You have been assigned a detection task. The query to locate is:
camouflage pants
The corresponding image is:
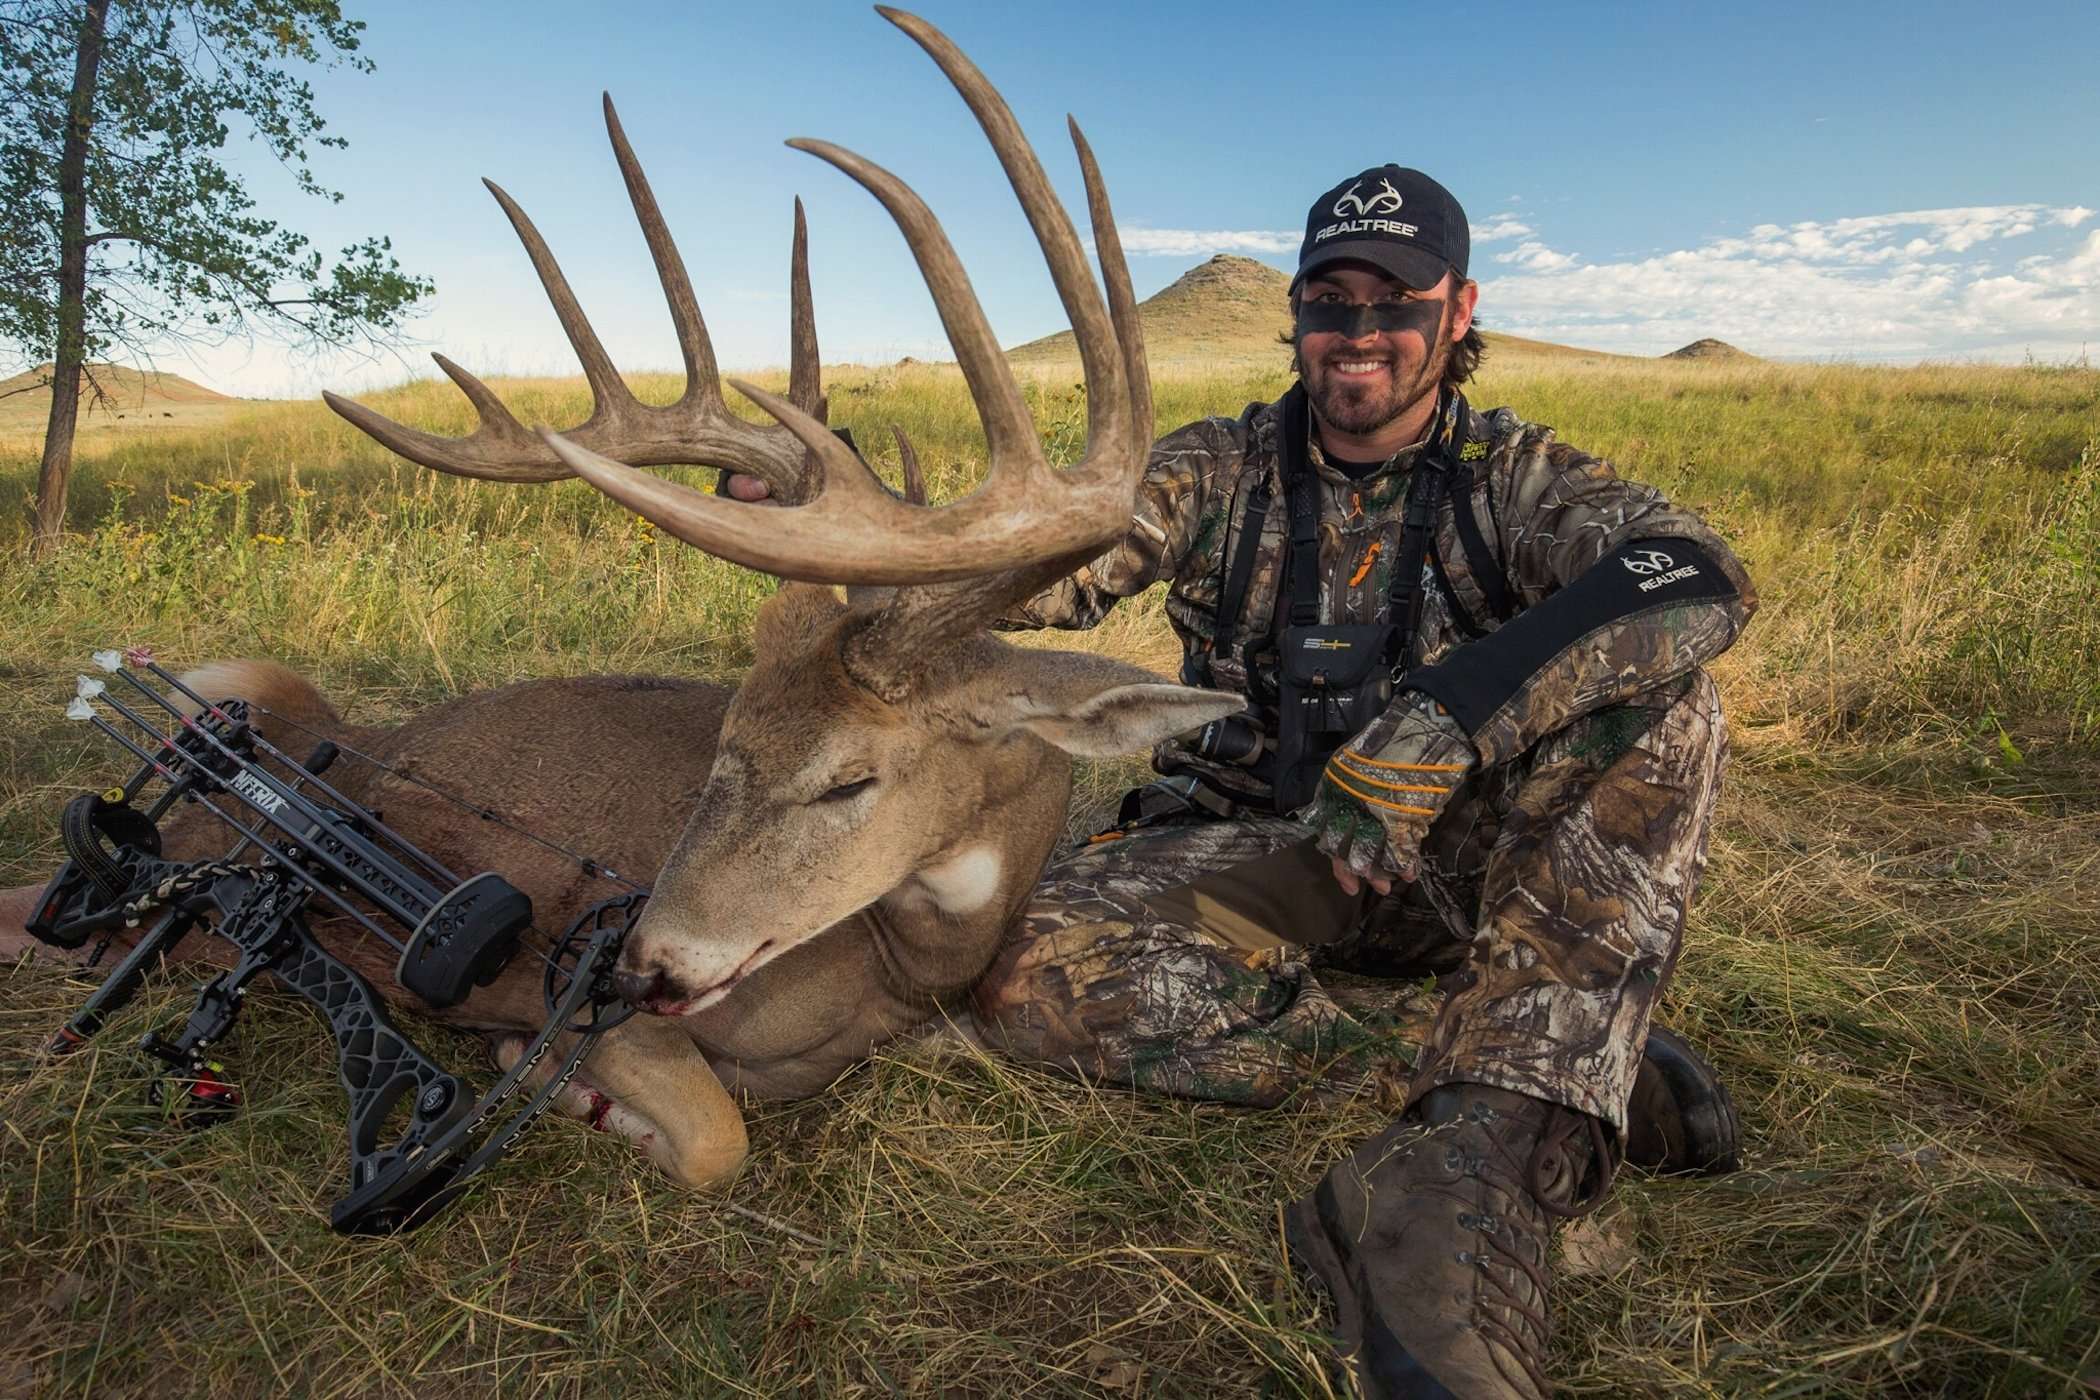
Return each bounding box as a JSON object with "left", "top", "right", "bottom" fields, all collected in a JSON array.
[{"left": 971, "top": 671, "right": 1728, "bottom": 1132}]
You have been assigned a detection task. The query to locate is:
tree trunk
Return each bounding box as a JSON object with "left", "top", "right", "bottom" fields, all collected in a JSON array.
[{"left": 30, "top": 0, "right": 112, "bottom": 560}]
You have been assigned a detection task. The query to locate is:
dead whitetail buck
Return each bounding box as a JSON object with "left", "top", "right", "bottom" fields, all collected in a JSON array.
[{"left": 4, "top": 9, "right": 1239, "bottom": 1188}]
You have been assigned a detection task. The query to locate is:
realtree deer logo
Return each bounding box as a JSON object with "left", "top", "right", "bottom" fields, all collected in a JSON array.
[
  {"left": 1622, "top": 548, "right": 1677, "bottom": 575},
  {"left": 1333, "top": 178, "right": 1405, "bottom": 218}
]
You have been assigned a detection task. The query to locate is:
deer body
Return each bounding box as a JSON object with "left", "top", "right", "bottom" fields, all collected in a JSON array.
[
  {"left": 211, "top": 619, "right": 1083, "bottom": 1078},
  {"left": 5, "top": 615, "right": 1145, "bottom": 1184}
]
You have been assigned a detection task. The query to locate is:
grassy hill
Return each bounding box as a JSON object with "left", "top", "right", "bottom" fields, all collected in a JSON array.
[
  {"left": 1006, "top": 254, "right": 1629, "bottom": 369},
  {"left": 0, "top": 362, "right": 239, "bottom": 441},
  {"left": 1666, "top": 337, "right": 1759, "bottom": 362}
]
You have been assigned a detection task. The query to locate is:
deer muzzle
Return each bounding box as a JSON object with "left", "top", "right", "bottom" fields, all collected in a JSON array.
[{"left": 616, "top": 935, "right": 781, "bottom": 1018}]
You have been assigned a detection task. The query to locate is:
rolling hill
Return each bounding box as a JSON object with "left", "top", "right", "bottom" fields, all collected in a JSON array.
[
  {"left": 0, "top": 362, "right": 238, "bottom": 436},
  {"left": 1665, "top": 338, "right": 1759, "bottom": 362},
  {"left": 1005, "top": 254, "right": 1628, "bottom": 368}
]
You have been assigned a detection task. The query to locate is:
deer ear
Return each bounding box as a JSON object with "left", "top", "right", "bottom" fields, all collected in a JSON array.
[
  {"left": 1012, "top": 681, "right": 1248, "bottom": 759},
  {"left": 948, "top": 647, "right": 1245, "bottom": 759},
  {"left": 754, "top": 581, "right": 848, "bottom": 657}
]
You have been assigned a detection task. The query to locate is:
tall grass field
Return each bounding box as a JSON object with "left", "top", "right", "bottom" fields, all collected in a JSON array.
[{"left": 3, "top": 352, "right": 2097, "bottom": 1396}]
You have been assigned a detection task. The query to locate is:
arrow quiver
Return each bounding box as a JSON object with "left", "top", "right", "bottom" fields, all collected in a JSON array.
[{"left": 25, "top": 653, "right": 642, "bottom": 1234}]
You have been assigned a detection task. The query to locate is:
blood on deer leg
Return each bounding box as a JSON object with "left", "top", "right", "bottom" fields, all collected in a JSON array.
[{"left": 492, "top": 1015, "right": 748, "bottom": 1188}]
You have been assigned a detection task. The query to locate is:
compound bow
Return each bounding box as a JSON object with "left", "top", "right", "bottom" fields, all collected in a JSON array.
[{"left": 23, "top": 648, "right": 643, "bottom": 1234}]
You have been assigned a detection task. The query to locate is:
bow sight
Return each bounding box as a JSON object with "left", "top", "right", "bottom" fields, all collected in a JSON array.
[{"left": 24, "top": 649, "right": 641, "bottom": 1234}]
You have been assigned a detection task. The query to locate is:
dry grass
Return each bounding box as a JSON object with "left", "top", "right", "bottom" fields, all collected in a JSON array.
[{"left": 1, "top": 355, "right": 2096, "bottom": 1397}]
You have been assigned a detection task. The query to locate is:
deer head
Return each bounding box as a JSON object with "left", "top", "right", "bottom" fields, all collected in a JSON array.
[{"left": 326, "top": 8, "right": 1243, "bottom": 1016}]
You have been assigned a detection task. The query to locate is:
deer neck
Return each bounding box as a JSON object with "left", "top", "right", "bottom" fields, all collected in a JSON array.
[{"left": 867, "top": 741, "right": 1072, "bottom": 1005}]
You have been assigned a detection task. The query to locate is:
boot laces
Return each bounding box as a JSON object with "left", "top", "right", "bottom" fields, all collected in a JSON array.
[{"left": 1451, "top": 1103, "right": 1555, "bottom": 1394}]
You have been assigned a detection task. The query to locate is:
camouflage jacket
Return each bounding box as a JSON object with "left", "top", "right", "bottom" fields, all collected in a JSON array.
[{"left": 1004, "top": 391, "right": 1758, "bottom": 806}]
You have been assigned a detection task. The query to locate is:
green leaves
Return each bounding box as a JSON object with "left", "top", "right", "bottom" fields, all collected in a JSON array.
[{"left": 0, "top": 0, "right": 427, "bottom": 366}]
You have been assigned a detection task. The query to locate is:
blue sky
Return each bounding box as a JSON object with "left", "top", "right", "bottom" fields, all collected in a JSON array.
[{"left": 144, "top": 0, "right": 2100, "bottom": 396}]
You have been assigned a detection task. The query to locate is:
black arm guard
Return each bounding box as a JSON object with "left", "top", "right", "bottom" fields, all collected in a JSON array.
[{"left": 1402, "top": 536, "right": 1739, "bottom": 739}]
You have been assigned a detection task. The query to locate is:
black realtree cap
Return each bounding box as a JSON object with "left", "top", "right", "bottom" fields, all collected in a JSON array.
[{"left": 1292, "top": 165, "right": 1469, "bottom": 292}]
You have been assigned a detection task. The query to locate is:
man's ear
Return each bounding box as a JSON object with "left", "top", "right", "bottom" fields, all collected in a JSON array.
[
  {"left": 1450, "top": 278, "right": 1478, "bottom": 341},
  {"left": 944, "top": 646, "right": 1245, "bottom": 759}
]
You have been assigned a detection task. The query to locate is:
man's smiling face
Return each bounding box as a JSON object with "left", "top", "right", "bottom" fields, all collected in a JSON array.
[{"left": 1295, "top": 264, "right": 1475, "bottom": 443}]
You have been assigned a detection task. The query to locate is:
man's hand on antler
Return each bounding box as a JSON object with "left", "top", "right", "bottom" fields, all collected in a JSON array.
[
  {"left": 721, "top": 472, "right": 773, "bottom": 503},
  {"left": 1309, "top": 692, "right": 1476, "bottom": 896}
]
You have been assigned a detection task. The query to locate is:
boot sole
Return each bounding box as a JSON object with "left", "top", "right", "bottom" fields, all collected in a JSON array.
[
  {"left": 1283, "top": 1185, "right": 1461, "bottom": 1400},
  {"left": 1640, "top": 1025, "right": 1743, "bottom": 1175}
]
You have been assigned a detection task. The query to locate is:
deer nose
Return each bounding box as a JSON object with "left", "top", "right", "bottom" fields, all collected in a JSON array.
[{"left": 614, "top": 963, "right": 671, "bottom": 1008}]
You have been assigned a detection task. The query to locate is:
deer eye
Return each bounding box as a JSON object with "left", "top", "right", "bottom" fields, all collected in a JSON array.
[{"left": 816, "top": 776, "right": 876, "bottom": 804}]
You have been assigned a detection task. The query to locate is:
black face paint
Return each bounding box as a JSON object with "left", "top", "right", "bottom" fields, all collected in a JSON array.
[{"left": 1294, "top": 296, "right": 1446, "bottom": 342}]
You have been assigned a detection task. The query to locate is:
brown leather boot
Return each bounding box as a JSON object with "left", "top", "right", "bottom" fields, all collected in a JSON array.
[{"left": 1283, "top": 1083, "right": 1617, "bottom": 1399}]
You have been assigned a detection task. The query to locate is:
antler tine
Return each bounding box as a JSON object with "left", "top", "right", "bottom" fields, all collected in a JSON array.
[
  {"left": 1069, "top": 118, "right": 1152, "bottom": 459},
  {"left": 602, "top": 93, "right": 721, "bottom": 414},
  {"left": 892, "top": 426, "right": 926, "bottom": 505},
  {"left": 430, "top": 353, "right": 528, "bottom": 433},
  {"left": 726, "top": 377, "right": 894, "bottom": 510},
  {"left": 878, "top": 7, "right": 1131, "bottom": 472},
  {"left": 788, "top": 136, "right": 1038, "bottom": 479},
  {"left": 328, "top": 111, "right": 812, "bottom": 488},
  {"left": 321, "top": 384, "right": 556, "bottom": 483},
  {"left": 788, "top": 198, "right": 823, "bottom": 421},
  {"left": 482, "top": 178, "right": 639, "bottom": 427},
  {"left": 319, "top": 351, "right": 558, "bottom": 482}
]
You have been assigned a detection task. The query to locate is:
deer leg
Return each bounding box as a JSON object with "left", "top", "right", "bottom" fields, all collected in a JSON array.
[
  {"left": 1, "top": 884, "right": 45, "bottom": 963},
  {"left": 1, "top": 881, "right": 241, "bottom": 977},
  {"left": 492, "top": 1014, "right": 747, "bottom": 1188}
]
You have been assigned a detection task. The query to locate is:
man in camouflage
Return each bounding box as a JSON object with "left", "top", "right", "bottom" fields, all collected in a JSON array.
[{"left": 972, "top": 166, "right": 1758, "bottom": 1398}]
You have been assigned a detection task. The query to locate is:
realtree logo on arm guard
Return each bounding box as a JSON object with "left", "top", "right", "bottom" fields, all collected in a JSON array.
[{"left": 1621, "top": 547, "right": 1703, "bottom": 593}]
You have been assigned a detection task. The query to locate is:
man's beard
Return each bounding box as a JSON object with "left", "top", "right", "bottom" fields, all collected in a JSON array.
[{"left": 1306, "top": 342, "right": 1446, "bottom": 436}]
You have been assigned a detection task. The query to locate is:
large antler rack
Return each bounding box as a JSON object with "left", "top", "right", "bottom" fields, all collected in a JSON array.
[
  {"left": 326, "top": 7, "right": 1153, "bottom": 589},
  {"left": 323, "top": 95, "right": 824, "bottom": 499}
]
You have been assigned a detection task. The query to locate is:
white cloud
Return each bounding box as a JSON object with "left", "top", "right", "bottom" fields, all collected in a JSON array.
[
  {"left": 1476, "top": 204, "right": 2100, "bottom": 360},
  {"left": 1495, "top": 239, "right": 1577, "bottom": 272},
  {"left": 1118, "top": 228, "right": 1299, "bottom": 257},
  {"left": 1471, "top": 213, "right": 1534, "bottom": 243},
  {"left": 1701, "top": 204, "right": 2091, "bottom": 264}
]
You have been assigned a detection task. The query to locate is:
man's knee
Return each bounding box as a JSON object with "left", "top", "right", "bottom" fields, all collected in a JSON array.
[{"left": 969, "top": 917, "right": 1105, "bottom": 1069}]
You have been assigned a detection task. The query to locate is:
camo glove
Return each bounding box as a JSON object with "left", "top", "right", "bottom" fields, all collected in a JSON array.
[{"left": 1309, "top": 691, "right": 1477, "bottom": 884}]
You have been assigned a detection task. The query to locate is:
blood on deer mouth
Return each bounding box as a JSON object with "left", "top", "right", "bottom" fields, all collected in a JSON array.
[{"left": 668, "top": 937, "right": 778, "bottom": 1016}]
